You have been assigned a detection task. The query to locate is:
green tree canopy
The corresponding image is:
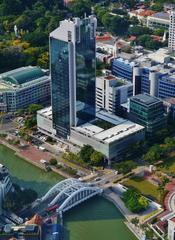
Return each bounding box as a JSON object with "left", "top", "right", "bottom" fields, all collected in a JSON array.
[
  {"left": 79, "top": 145, "right": 94, "bottom": 163},
  {"left": 90, "top": 151, "right": 104, "bottom": 166},
  {"left": 68, "top": 0, "right": 91, "bottom": 17},
  {"left": 28, "top": 104, "right": 43, "bottom": 114},
  {"left": 144, "top": 144, "right": 164, "bottom": 162},
  {"left": 123, "top": 188, "right": 149, "bottom": 213}
]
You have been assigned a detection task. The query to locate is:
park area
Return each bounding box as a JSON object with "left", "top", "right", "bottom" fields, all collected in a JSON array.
[{"left": 123, "top": 176, "right": 160, "bottom": 203}]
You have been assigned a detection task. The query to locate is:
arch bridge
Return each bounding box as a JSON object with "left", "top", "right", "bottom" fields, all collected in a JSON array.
[{"left": 40, "top": 178, "right": 103, "bottom": 213}]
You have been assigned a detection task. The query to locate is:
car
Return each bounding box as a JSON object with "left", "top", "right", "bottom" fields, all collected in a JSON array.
[{"left": 94, "top": 177, "right": 101, "bottom": 182}]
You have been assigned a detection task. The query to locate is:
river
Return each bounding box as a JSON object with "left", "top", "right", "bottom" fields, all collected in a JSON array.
[{"left": 0, "top": 144, "right": 137, "bottom": 240}]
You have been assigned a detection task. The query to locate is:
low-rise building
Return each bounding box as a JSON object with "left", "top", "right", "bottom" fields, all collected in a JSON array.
[
  {"left": 37, "top": 106, "right": 56, "bottom": 137},
  {"left": 147, "top": 12, "right": 170, "bottom": 29},
  {"left": 0, "top": 224, "right": 41, "bottom": 240},
  {"left": 37, "top": 108, "right": 145, "bottom": 162},
  {"left": 163, "top": 97, "right": 175, "bottom": 120},
  {"left": 96, "top": 73, "right": 133, "bottom": 115},
  {"left": 112, "top": 58, "right": 138, "bottom": 81},
  {"left": 70, "top": 111, "right": 145, "bottom": 163},
  {"left": 129, "top": 9, "right": 155, "bottom": 25},
  {"left": 129, "top": 93, "right": 166, "bottom": 135},
  {"left": 0, "top": 66, "right": 50, "bottom": 112},
  {"left": 168, "top": 217, "right": 175, "bottom": 240}
]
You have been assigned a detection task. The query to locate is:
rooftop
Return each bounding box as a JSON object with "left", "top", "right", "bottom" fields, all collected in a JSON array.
[
  {"left": 113, "top": 57, "right": 139, "bottom": 67},
  {"left": 130, "top": 94, "right": 162, "bottom": 106},
  {"left": 151, "top": 12, "right": 169, "bottom": 20},
  {"left": 72, "top": 119, "right": 144, "bottom": 144},
  {"left": 95, "top": 121, "right": 144, "bottom": 143},
  {"left": 97, "top": 74, "right": 132, "bottom": 87},
  {"left": 138, "top": 10, "right": 155, "bottom": 17},
  {"left": 37, "top": 106, "right": 52, "bottom": 119},
  {"left": 96, "top": 110, "right": 126, "bottom": 125},
  {"left": 0, "top": 66, "right": 47, "bottom": 86},
  {"left": 165, "top": 97, "right": 175, "bottom": 105},
  {"left": 170, "top": 217, "right": 175, "bottom": 223}
]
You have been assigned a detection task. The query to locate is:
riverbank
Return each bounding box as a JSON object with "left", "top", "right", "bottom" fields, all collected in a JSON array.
[
  {"left": 0, "top": 138, "right": 70, "bottom": 178},
  {"left": 103, "top": 189, "right": 144, "bottom": 240},
  {"left": 0, "top": 142, "right": 138, "bottom": 240}
]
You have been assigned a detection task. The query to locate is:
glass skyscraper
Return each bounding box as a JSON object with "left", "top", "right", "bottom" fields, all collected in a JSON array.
[{"left": 50, "top": 16, "right": 97, "bottom": 138}]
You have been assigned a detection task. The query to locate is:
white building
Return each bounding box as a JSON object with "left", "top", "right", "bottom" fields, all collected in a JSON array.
[
  {"left": 168, "top": 217, "right": 175, "bottom": 240},
  {"left": 147, "top": 12, "right": 170, "bottom": 29},
  {"left": 169, "top": 10, "right": 175, "bottom": 52},
  {"left": 96, "top": 73, "right": 133, "bottom": 114},
  {"left": 70, "top": 111, "right": 145, "bottom": 162},
  {"left": 37, "top": 106, "right": 56, "bottom": 137},
  {"left": 37, "top": 108, "right": 145, "bottom": 162}
]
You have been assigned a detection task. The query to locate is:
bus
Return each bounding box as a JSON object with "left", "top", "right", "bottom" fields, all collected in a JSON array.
[{"left": 46, "top": 204, "right": 59, "bottom": 213}]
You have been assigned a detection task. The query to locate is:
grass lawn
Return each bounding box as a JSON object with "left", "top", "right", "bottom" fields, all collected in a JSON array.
[{"left": 123, "top": 176, "right": 160, "bottom": 202}]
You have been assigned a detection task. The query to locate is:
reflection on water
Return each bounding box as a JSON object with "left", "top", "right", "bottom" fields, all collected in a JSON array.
[
  {"left": 0, "top": 144, "right": 136, "bottom": 240},
  {"left": 0, "top": 144, "right": 63, "bottom": 196}
]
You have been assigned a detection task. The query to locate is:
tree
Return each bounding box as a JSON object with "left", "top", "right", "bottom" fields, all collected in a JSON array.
[
  {"left": 164, "top": 137, "right": 175, "bottom": 151},
  {"left": 114, "top": 160, "right": 136, "bottom": 174},
  {"left": 16, "top": 108, "right": 25, "bottom": 115},
  {"left": 1, "top": 0, "right": 23, "bottom": 15},
  {"left": 102, "top": 13, "right": 129, "bottom": 36},
  {"left": 79, "top": 145, "right": 94, "bottom": 163},
  {"left": 128, "top": 25, "right": 152, "bottom": 37},
  {"left": 90, "top": 151, "right": 104, "bottom": 166},
  {"left": 131, "top": 217, "right": 139, "bottom": 226},
  {"left": 144, "top": 144, "right": 163, "bottom": 162},
  {"left": 69, "top": 0, "right": 91, "bottom": 17},
  {"left": 14, "top": 15, "right": 31, "bottom": 30},
  {"left": 137, "top": 34, "right": 163, "bottom": 50},
  {"left": 24, "top": 116, "right": 36, "bottom": 129},
  {"left": 37, "top": 51, "right": 49, "bottom": 69},
  {"left": 123, "top": 188, "right": 149, "bottom": 213},
  {"left": 49, "top": 158, "right": 57, "bottom": 166},
  {"left": 28, "top": 104, "right": 42, "bottom": 114}
]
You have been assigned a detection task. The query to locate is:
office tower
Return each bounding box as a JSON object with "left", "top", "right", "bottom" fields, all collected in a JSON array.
[
  {"left": 129, "top": 93, "right": 166, "bottom": 135},
  {"left": 96, "top": 73, "right": 133, "bottom": 115},
  {"left": 169, "top": 9, "right": 175, "bottom": 51},
  {"left": 50, "top": 16, "right": 97, "bottom": 138}
]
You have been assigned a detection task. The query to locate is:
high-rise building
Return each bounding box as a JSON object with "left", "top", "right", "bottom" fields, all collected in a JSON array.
[
  {"left": 168, "top": 10, "right": 175, "bottom": 52},
  {"left": 50, "top": 16, "right": 97, "bottom": 138},
  {"left": 129, "top": 93, "right": 166, "bottom": 135},
  {"left": 96, "top": 73, "right": 133, "bottom": 115}
]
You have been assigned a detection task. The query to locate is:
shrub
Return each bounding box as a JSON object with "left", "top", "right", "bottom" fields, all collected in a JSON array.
[{"left": 49, "top": 158, "right": 57, "bottom": 166}]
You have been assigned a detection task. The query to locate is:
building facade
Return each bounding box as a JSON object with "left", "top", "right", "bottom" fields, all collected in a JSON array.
[
  {"left": 147, "top": 12, "right": 170, "bottom": 29},
  {"left": 169, "top": 10, "right": 175, "bottom": 52},
  {"left": 50, "top": 16, "right": 97, "bottom": 138},
  {"left": 37, "top": 106, "right": 56, "bottom": 137},
  {"left": 0, "top": 66, "right": 50, "bottom": 112},
  {"left": 96, "top": 73, "right": 133, "bottom": 114},
  {"left": 70, "top": 111, "right": 145, "bottom": 162},
  {"left": 112, "top": 58, "right": 138, "bottom": 82},
  {"left": 129, "top": 94, "right": 166, "bottom": 135},
  {"left": 168, "top": 217, "right": 175, "bottom": 240}
]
